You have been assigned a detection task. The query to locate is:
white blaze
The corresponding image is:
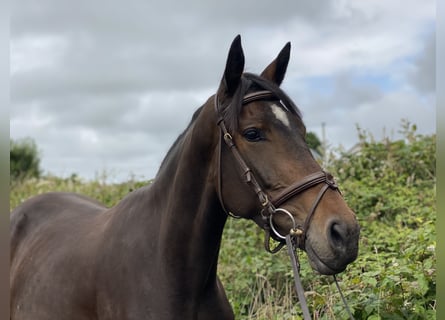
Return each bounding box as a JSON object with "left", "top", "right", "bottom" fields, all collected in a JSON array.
[{"left": 270, "top": 103, "right": 290, "bottom": 128}]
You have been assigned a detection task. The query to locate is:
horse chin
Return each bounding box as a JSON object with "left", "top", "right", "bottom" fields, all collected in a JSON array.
[{"left": 305, "top": 245, "right": 346, "bottom": 275}]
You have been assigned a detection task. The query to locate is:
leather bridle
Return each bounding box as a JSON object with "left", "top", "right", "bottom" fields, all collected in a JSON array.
[
  {"left": 214, "top": 90, "right": 340, "bottom": 252},
  {"left": 214, "top": 89, "right": 355, "bottom": 320}
]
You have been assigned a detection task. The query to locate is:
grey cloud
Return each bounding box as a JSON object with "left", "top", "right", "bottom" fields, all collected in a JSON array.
[
  {"left": 12, "top": 1, "right": 334, "bottom": 37},
  {"left": 407, "top": 31, "right": 435, "bottom": 94},
  {"left": 10, "top": 0, "right": 436, "bottom": 180}
]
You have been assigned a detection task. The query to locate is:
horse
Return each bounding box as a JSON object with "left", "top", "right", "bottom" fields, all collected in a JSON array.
[{"left": 10, "top": 35, "right": 360, "bottom": 320}]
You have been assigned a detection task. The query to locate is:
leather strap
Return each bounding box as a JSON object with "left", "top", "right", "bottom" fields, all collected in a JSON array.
[
  {"left": 298, "top": 183, "right": 330, "bottom": 249},
  {"left": 215, "top": 94, "right": 273, "bottom": 218},
  {"left": 286, "top": 234, "right": 311, "bottom": 320},
  {"left": 242, "top": 90, "right": 276, "bottom": 105},
  {"left": 334, "top": 274, "right": 356, "bottom": 320},
  {"left": 271, "top": 171, "right": 329, "bottom": 208}
]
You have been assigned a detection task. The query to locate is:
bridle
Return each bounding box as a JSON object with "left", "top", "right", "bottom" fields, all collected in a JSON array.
[
  {"left": 214, "top": 89, "right": 355, "bottom": 320},
  {"left": 214, "top": 89, "right": 340, "bottom": 251}
]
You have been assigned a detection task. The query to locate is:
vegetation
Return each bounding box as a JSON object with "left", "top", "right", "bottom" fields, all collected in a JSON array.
[
  {"left": 10, "top": 138, "right": 41, "bottom": 181},
  {"left": 306, "top": 131, "right": 322, "bottom": 152},
  {"left": 10, "top": 122, "right": 436, "bottom": 319}
]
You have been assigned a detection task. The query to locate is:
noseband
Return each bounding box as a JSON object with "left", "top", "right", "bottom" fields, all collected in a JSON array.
[{"left": 214, "top": 90, "right": 340, "bottom": 252}]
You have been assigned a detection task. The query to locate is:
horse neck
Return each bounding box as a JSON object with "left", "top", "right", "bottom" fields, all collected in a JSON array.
[{"left": 150, "top": 99, "right": 228, "bottom": 286}]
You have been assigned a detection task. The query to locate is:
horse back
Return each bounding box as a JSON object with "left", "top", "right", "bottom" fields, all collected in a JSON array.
[
  {"left": 11, "top": 192, "right": 105, "bottom": 257},
  {"left": 10, "top": 192, "right": 107, "bottom": 320}
]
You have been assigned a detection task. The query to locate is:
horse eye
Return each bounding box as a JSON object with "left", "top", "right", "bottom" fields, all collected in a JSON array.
[{"left": 243, "top": 128, "right": 262, "bottom": 142}]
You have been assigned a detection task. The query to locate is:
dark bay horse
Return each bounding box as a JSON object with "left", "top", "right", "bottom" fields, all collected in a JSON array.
[{"left": 10, "top": 36, "right": 360, "bottom": 320}]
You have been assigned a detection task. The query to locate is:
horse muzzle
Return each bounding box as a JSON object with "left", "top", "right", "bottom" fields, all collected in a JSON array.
[{"left": 304, "top": 216, "right": 360, "bottom": 275}]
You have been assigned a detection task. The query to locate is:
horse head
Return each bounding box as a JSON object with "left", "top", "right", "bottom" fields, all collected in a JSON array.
[{"left": 214, "top": 35, "right": 360, "bottom": 275}]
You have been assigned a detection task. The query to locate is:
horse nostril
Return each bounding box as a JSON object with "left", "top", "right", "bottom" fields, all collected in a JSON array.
[{"left": 329, "top": 221, "right": 347, "bottom": 251}]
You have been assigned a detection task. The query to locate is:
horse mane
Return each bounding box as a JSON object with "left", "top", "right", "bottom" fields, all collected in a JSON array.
[{"left": 157, "top": 105, "right": 204, "bottom": 175}]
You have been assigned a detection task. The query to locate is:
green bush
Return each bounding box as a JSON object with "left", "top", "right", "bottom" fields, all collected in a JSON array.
[
  {"left": 332, "top": 121, "right": 435, "bottom": 225},
  {"left": 10, "top": 138, "right": 41, "bottom": 181},
  {"left": 306, "top": 131, "right": 322, "bottom": 152},
  {"left": 323, "top": 121, "right": 436, "bottom": 319}
]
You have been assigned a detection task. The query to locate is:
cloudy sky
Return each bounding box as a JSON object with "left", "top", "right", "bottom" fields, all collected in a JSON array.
[{"left": 11, "top": 0, "right": 436, "bottom": 182}]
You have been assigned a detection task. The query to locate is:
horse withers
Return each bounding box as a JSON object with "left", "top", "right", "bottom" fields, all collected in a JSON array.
[{"left": 10, "top": 35, "right": 360, "bottom": 320}]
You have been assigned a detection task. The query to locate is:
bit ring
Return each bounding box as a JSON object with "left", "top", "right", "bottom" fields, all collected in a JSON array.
[{"left": 269, "top": 208, "right": 300, "bottom": 239}]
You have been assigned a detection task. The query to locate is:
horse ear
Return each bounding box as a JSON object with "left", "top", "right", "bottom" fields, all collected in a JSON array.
[
  {"left": 219, "top": 35, "right": 245, "bottom": 96},
  {"left": 260, "top": 42, "right": 291, "bottom": 86}
]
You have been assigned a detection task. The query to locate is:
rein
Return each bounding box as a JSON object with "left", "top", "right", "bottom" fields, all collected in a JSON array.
[{"left": 214, "top": 90, "right": 355, "bottom": 320}]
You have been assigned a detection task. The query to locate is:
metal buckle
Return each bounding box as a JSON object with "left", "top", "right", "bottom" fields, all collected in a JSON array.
[
  {"left": 223, "top": 132, "right": 232, "bottom": 141},
  {"left": 259, "top": 192, "right": 269, "bottom": 207},
  {"left": 325, "top": 172, "right": 338, "bottom": 189}
]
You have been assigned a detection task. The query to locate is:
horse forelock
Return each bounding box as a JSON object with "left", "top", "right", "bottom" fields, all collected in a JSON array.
[{"left": 221, "top": 73, "right": 302, "bottom": 134}]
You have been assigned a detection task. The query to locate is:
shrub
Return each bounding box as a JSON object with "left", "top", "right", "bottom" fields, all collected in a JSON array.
[
  {"left": 10, "top": 138, "right": 41, "bottom": 181},
  {"left": 306, "top": 131, "right": 322, "bottom": 152}
]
